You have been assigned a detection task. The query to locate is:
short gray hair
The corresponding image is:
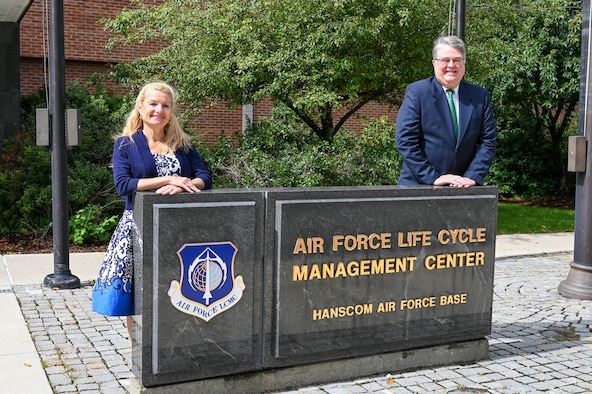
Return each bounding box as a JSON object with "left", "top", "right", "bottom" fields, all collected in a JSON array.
[{"left": 432, "top": 36, "right": 466, "bottom": 59}]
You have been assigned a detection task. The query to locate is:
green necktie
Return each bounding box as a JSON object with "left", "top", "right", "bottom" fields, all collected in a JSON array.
[{"left": 446, "top": 89, "right": 458, "bottom": 138}]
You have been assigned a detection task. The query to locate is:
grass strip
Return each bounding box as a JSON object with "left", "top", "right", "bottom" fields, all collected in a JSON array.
[{"left": 497, "top": 202, "right": 575, "bottom": 234}]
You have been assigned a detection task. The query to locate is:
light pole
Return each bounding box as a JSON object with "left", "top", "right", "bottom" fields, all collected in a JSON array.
[
  {"left": 456, "top": 0, "right": 465, "bottom": 41},
  {"left": 43, "top": 0, "right": 80, "bottom": 289},
  {"left": 558, "top": 0, "right": 592, "bottom": 299}
]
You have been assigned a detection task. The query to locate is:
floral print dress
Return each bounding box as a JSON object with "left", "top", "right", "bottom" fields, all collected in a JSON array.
[{"left": 92, "top": 152, "right": 181, "bottom": 316}]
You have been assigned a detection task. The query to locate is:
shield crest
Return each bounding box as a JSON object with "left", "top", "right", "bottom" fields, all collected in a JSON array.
[{"left": 168, "top": 242, "right": 245, "bottom": 322}]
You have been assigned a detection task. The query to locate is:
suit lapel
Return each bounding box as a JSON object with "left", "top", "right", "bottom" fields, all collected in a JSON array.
[{"left": 457, "top": 82, "right": 473, "bottom": 143}]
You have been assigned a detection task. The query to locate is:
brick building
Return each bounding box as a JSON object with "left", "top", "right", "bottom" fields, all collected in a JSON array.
[{"left": 16, "top": 0, "right": 395, "bottom": 143}]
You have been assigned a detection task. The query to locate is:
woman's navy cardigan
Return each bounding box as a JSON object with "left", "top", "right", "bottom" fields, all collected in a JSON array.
[{"left": 112, "top": 131, "right": 212, "bottom": 210}]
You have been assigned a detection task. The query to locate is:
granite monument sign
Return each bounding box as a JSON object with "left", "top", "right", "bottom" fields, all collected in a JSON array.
[{"left": 131, "top": 186, "right": 497, "bottom": 393}]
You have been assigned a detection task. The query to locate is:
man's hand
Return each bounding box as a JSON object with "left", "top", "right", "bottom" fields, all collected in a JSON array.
[{"left": 434, "top": 174, "right": 476, "bottom": 188}]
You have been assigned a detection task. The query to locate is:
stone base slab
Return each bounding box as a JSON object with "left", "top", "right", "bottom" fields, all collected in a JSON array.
[{"left": 131, "top": 338, "right": 489, "bottom": 394}]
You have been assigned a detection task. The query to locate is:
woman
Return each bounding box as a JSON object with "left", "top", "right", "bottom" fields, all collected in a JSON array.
[{"left": 92, "top": 82, "right": 212, "bottom": 333}]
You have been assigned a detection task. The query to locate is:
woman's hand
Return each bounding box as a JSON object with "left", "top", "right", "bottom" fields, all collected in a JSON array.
[{"left": 156, "top": 176, "right": 201, "bottom": 195}]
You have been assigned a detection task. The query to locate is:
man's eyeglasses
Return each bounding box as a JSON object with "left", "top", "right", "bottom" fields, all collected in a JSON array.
[{"left": 434, "top": 58, "right": 465, "bottom": 65}]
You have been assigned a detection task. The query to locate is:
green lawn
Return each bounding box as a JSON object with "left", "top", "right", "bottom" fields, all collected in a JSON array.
[{"left": 497, "top": 202, "right": 575, "bottom": 234}]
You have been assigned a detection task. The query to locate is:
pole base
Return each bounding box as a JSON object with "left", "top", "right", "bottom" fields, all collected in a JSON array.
[
  {"left": 43, "top": 273, "right": 81, "bottom": 290},
  {"left": 558, "top": 262, "right": 592, "bottom": 300}
]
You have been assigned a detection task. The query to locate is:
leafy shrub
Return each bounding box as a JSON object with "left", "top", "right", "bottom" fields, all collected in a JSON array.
[
  {"left": 0, "top": 132, "right": 53, "bottom": 234},
  {"left": 69, "top": 205, "right": 119, "bottom": 245},
  {"left": 340, "top": 117, "right": 401, "bottom": 186},
  {"left": 0, "top": 82, "right": 125, "bottom": 240},
  {"left": 486, "top": 127, "right": 574, "bottom": 198},
  {"left": 196, "top": 112, "right": 401, "bottom": 188}
]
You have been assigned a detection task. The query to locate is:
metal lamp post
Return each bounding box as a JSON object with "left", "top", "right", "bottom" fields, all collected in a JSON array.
[
  {"left": 558, "top": 0, "right": 592, "bottom": 299},
  {"left": 43, "top": 0, "right": 80, "bottom": 289},
  {"left": 456, "top": 0, "right": 465, "bottom": 41}
]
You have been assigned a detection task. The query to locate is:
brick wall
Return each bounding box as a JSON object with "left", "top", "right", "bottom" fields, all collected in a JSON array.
[
  {"left": 20, "top": 0, "right": 162, "bottom": 63},
  {"left": 20, "top": 57, "right": 115, "bottom": 95},
  {"left": 19, "top": 0, "right": 396, "bottom": 142}
]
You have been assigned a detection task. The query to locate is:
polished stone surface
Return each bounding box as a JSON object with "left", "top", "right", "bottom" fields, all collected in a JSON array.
[
  {"left": 264, "top": 187, "right": 497, "bottom": 367},
  {"left": 134, "top": 190, "right": 265, "bottom": 386},
  {"left": 133, "top": 186, "right": 497, "bottom": 388}
]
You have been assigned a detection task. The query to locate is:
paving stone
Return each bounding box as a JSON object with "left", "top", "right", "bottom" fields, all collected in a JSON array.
[
  {"left": 53, "top": 384, "right": 78, "bottom": 393},
  {"left": 12, "top": 252, "right": 592, "bottom": 394},
  {"left": 77, "top": 383, "right": 100, "bottom": 391},
  {"left": 47, "top": 373, "right": 73, "bottom": 386}
]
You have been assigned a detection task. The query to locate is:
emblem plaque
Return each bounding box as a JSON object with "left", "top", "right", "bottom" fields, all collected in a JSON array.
[{"left": 168, "top": 242, "right": 245, "bottom": 321}]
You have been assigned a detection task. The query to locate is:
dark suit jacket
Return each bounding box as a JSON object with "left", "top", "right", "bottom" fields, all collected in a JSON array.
[
  {"left": 395, "top": 77, "right": 496, "bottom": 186},
  {"left": 112, "top": 131, "right": 212, "bottom": 210}
]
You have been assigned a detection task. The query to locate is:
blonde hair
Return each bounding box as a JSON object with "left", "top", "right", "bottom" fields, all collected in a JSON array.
[{"left": 118, "top": 81, "right": 191, "bottom": 153}]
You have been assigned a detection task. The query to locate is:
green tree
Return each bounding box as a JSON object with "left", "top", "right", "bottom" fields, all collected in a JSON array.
[
  {"left": 104, "top": 0, "right": 445, "bottom": 141},
  {"left": 467, "top": 0, "right": 581, "bottom": 196}
]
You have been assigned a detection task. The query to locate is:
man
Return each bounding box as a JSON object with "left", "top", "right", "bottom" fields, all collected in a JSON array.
[{"left": 395, "top": 35, "right": 496, "bottom": 187}]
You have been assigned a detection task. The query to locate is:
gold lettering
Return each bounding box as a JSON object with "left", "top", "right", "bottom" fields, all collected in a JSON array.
[
  {"left": 344, "top": 235, "right": 357, "bottom": 251},
  {"left": 374, "top": 258, "right": 387, "bottom": 274},
  {"left": 293, "top": 265, "right": 308, "bottom": 280},
  {"left": 359, "top": 260, "right": 371, "bottom": 275},
  {"left": 293, "top": 238, "right": 307, "bottom": 254},
  {"left": 440, "top": 293, "right": 468, "bottom": 305},
  {"left": 424, "top": 252, "right": 485, "bottom": 270},
  {"left": 377, "top": 301, "right": 396, "bottom": 313},
  {"left": 309, "top": 264, "right": 321, "bottom": 279},
  {"left": 310, "top": 237, "right": 324, "bottom": 253},
  {"left": 476, "top": 227, "right": 486, "bottom": 242},
  {"left": 312, "top": 304, "right": 373, "bottom": 320},
  {"left": 397, "top": 231, "right": 432, "bottom": 247},
  {"left": 438, "top": 228, "right": 487, "bottom": 244},
  {"left": 335, "top": 262, "right": 347, "bottom": 278},
  {"left": 332, "top": 233, "right": 393, "bottom": 251},
  {"left": 332, "top": 235, "right": 345, "bottom": 251},
  {"left": 322, "top": 263, "right": 335, "bottom": 279},
  {"left": 357, "top": 234, "right": 369, "bottom": 250},
  {"left": 346, "top": 261, "right": 359, "bottom": 276},
  {"left": 293, "top": 237, "right": 324, "bottom": 254},
  {"left": 312, "top": 309, "right": 322, "bottom": 320},
  {"left": 400, "top": 297, "right": 436, "bottom": 310},
  {"left": 292, "top": 256, "right": 419, "bottom": 281}
]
